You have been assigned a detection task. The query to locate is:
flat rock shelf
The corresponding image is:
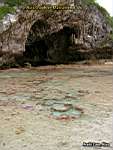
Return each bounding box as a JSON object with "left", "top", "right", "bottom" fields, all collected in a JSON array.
[{"left": 0, "top": 64, "right": 112, "bottom": 150}]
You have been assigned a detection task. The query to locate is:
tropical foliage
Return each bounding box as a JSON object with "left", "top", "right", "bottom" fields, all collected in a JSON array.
[
  {"left": 4, "top": 0, "right": 28, "bottom": 7},
  {"left": 0, "top": 6, "right": 15, "bottom": 20}
]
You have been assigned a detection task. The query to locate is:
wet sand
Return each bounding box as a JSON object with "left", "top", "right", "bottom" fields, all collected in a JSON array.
[{"left": 0, "top": 64, "right": 112, "bottom": 150}]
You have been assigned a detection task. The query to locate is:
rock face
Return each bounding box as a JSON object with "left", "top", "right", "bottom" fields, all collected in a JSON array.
[{"left": 0, "top": 1, "right": 113, "bottom": 66}]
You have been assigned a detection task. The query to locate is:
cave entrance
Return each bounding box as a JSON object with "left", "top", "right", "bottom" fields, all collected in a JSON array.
[
  {"left": 24, "top": 20, "right": 49, "bottom": 66},
  {"left": 24, "top": 20, "right": 82, "bottom": 66}
]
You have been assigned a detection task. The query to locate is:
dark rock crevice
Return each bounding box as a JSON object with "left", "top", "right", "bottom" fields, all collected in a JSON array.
[{"left": 23, "top": 20, "right": 83, "bottom": 65}]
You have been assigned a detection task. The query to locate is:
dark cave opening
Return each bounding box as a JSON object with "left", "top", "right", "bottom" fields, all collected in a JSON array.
[
  {"left": 24, "top": 39, "right": 48, "bottom": 66},
  {"left": 23, "top": 19, "right": 83, "bottom": 66},
  {"left": 22, "top": 20, "right": 113, "bottom": 67},
  {"left": 24, "top": 20, "right": 100, "bottom": 66}
]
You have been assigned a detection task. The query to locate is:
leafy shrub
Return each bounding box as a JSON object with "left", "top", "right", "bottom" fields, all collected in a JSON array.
[
  {"left": 82, "top": 0, "right": 96, "bottom": 6},
  {"left": 0, "top": 6, "right": 15, "bottom": 20},
  {"left": 4, "top": 0, "right": 28, "bottom": 7}
]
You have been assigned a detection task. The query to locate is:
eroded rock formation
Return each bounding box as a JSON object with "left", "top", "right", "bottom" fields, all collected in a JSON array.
[{"left": 0, "top": 1, "right": 113, "bottom": 66}]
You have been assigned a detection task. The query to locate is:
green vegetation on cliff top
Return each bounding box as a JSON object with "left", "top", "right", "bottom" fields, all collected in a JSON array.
[
  {"left": 0, "top": 0, "right": 28, "bottom": 20},
  {"left": 4, "top": 0, "right": 28, "bottom": 7},
  {"left": 0, "top": 6, "right": 15, "bottom": 20}
]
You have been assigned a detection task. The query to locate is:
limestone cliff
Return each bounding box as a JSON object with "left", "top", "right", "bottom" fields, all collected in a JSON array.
[{"left": 0, "top": 0, "right": 113, "bottom": 67}]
